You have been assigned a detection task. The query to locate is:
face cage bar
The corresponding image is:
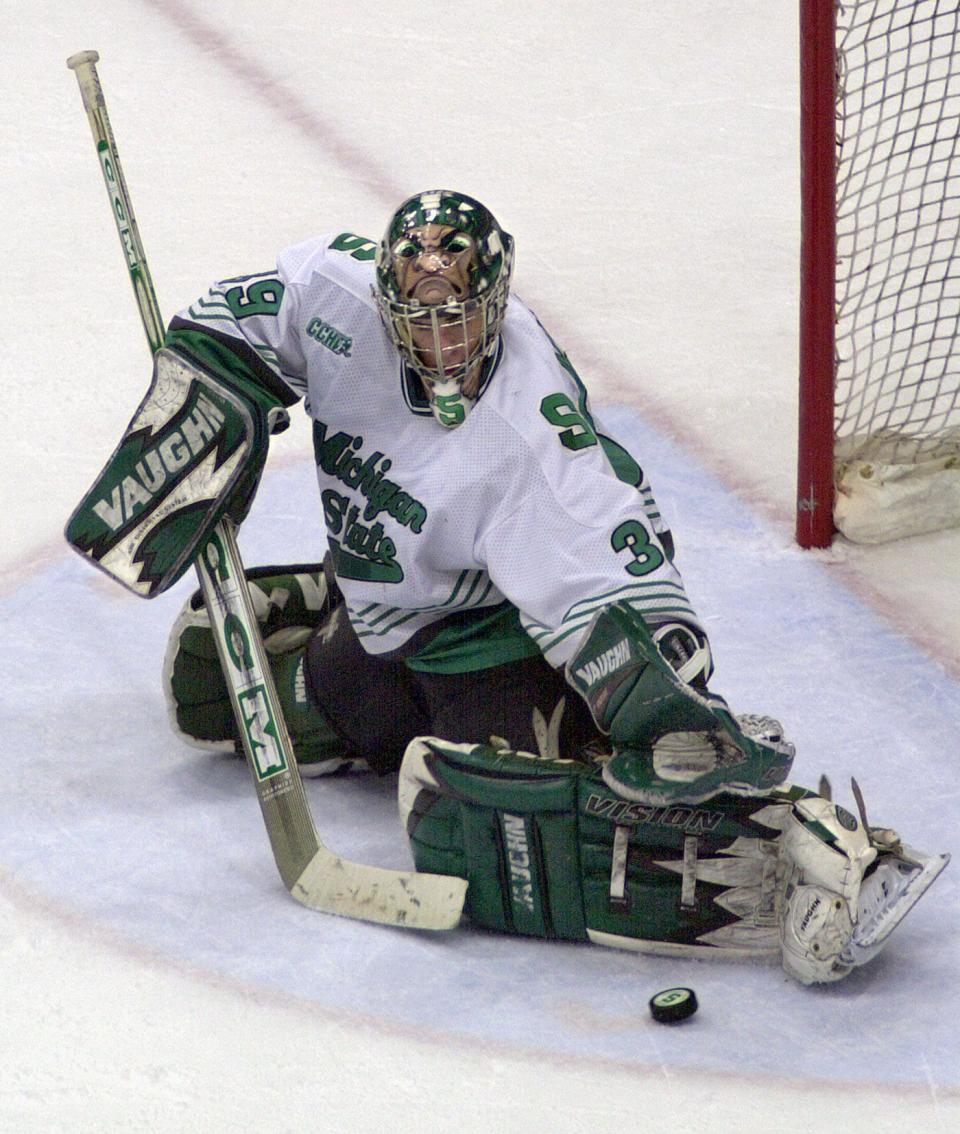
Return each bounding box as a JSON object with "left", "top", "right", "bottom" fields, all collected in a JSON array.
[{"left": 383, "top": 295, "right": 497, "bottom": 388}]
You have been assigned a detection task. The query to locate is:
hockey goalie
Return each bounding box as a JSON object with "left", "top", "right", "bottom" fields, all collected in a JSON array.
[{"left": 69, "top": 190, "right": 948, "bottom": 984}]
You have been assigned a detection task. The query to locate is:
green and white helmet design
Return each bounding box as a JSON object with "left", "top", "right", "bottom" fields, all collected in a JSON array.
[{"left": 374, "top": 190, "right": 514, "bottom": 429}]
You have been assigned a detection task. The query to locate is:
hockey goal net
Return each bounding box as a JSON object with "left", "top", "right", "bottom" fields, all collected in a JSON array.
[{"left": 797, "top": 0, "right": 960, "bottom": 547}]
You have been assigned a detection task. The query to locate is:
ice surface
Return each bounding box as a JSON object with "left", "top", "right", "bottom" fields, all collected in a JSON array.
[{"left": 2, "top": 1, "right": 958, "bottom": 1130}]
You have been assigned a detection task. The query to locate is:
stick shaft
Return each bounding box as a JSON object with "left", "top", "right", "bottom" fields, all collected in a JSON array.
[
  {"left": 64, "top": 52, "right": 466, "bottom": 927},
  {"left": 66, "top": 50, "right": 321, "bottom": 883},
  {"left": 67, "top": 52, "right": 165, "bottom": 352}
]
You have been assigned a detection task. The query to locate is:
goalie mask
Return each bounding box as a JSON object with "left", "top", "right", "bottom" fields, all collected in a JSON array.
[{"left": 374, "top": 190, "right": 514, "bottom": 429}]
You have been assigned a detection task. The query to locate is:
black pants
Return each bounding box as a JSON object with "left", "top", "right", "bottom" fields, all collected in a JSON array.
[{"left": 304, "top": 605, "right": 600, "bottom": 773}]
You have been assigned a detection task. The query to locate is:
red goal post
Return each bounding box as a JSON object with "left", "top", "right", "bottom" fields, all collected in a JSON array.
[{"left": 796, "top": 0, "right": 960, "bottom": 548}]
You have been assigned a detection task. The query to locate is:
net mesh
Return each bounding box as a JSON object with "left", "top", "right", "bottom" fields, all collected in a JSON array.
[{"left": 834, "top": 0, "right": 960, "bottom": 468}]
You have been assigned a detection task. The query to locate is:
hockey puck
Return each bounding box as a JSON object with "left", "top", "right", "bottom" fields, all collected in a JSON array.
[{"left": 649, "top": 987, "right": 698, "bottom": 1024}]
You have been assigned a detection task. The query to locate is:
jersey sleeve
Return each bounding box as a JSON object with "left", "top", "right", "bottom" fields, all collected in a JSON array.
[
  {"left": 588, "top": 407, "right": 676, "bottom": 562},
  {"left": 163, "top": 236, "right": 343, "bottom": 409},
  {"left": 474, "top": 356, "right": 703, "bottom": 670}
]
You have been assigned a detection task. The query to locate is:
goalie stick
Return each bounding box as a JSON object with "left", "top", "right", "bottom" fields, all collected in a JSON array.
[{"left": 65, "top": 50, "right": 466, "bottom": 931}]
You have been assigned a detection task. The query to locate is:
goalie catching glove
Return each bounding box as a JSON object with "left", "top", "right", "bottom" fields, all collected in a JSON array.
[
  {"left": 164, "top": 563, "right": 359, "bottom": 775},
  {"left": 400, "top": 736, "right": 949, "bottom": 985},
  {"left": 566, "top": 601, "right": 795, "bottom": 805}
]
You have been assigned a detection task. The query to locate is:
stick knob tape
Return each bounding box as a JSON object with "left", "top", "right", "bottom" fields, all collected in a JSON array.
[{"left": 67, "top": 50, "right": 100, "bottom": 71}]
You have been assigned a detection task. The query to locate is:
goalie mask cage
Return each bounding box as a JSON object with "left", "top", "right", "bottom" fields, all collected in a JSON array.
[{"left": 797, "top": 0, "right": 960, "bottom": 548}]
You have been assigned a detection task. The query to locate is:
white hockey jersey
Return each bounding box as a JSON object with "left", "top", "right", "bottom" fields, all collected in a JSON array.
[{"left": 170, "top": 232, "right": 703, "bottom": 672}]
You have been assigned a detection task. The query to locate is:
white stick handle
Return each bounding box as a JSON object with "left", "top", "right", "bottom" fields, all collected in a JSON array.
[{"left": 67, "top": 50, "right": 165, "bottom": 353}]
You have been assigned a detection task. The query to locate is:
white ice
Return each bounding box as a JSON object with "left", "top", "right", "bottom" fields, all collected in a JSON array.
[{"left": 3, "top": 2, "right": 958, "bottom": 1130}]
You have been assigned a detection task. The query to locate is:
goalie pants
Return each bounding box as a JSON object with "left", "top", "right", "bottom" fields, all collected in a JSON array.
[{"left": 303, "top": 606, "right": 600, "bottom": 774}]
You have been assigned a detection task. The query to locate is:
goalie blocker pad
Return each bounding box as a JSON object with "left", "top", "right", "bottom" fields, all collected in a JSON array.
[{"left": 65, "top": 341, "right": 290, "bottom": 597}]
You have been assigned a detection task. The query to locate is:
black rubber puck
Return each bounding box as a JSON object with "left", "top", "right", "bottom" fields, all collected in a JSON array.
[{"left": 649, "top": 987, "right": 698, "bottom": 1023}]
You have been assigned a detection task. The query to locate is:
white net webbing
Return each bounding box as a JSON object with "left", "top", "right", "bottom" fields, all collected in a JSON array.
[{"left": 834, "top": 0, "right": 960, "bottom": 470}]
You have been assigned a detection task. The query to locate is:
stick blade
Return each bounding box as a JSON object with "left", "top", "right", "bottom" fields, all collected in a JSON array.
[{"left": 292, "top": 849, "right": 467, "bottom": 930}]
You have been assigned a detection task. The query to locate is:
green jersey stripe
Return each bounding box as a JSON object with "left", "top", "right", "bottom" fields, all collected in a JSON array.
[{"left": 563, "top": 580, "right": 691, "bottom": 621}]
